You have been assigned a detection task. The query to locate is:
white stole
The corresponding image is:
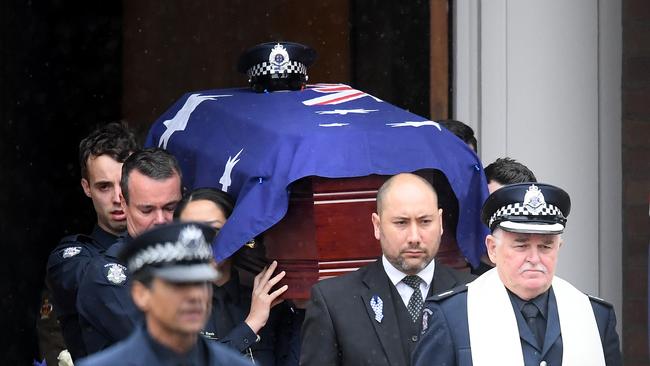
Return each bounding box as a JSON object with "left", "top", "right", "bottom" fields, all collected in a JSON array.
[{"left": 466, "top": 268, "right": 605, "bottom": 365}]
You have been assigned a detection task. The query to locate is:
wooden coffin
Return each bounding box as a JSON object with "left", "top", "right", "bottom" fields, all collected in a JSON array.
[{"left": 247, "top": 170, "right": 469, "bottom": 300}]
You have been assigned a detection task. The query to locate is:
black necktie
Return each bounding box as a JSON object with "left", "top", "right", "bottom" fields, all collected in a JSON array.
[
  {"left": 521, "top": 302, "right": 544, "bottom": 347},
  {"left": 402, "top": 275, "right": 424, "bottom": 322}
]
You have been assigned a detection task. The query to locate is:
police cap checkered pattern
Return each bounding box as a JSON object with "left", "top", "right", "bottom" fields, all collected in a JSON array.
[{"left": 118, "top": 222, "right": 218, "bottom": 282}]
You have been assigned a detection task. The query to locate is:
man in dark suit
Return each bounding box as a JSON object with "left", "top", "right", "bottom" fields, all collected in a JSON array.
[
  {"left": 300, "top": 173, "right": 475, "bottom": 366},
  {"left": 413, "top": 183, "right": 621, "bottom": 366},
  {"left": 77, "top": 222, "right": 251, "bottom": 366}
]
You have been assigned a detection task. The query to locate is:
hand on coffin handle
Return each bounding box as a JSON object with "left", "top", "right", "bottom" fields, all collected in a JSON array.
[{"left": 245, "top": 260, "right": 288, "bottom": 334}]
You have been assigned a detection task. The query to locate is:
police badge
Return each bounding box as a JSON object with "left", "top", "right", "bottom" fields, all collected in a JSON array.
[
  {"left": 62, "top": 246, "right": 82, "bottom": 258},
  {"left": 268, "top": 43, "right": 290, "bottom": 74},
  {"left": 179, "top": 225, "right": 204, "bottom": 250},
  {"left": 522, "top": 184, "right": 546, "bottom": 214},
  {"left": 105, "top": 263, "right": 127, "bottom": 284}
]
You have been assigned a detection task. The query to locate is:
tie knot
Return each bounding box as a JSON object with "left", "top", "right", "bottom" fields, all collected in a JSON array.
[
  {"left": 402, "top": 275, "right": 423, "bottom": 289},
  {"left": 521, "top": 302, "right": 540, "bottom": 319}
]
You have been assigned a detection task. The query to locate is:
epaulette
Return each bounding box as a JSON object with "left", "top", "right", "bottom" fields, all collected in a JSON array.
[
  {"left": 427, "top": 284, "right": 469, "bottom": 302},
  {"left": 59, "top": 233, "right": 96, "bottom": 245},
  {"left": 587, "top": 294, "right": 614, "bottom": 308}
]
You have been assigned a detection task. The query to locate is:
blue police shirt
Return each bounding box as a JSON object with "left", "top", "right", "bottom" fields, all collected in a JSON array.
[
  {"left": 76, "top": 236, "right": 141, "bottom": 354},
  {"left": 46, "top": 225, "right": 118, "bottom": 359}
]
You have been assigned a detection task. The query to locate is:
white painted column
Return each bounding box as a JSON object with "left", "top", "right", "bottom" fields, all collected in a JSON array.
[{"left": 454, "top": 0, "right": 622, "bottom": 324}]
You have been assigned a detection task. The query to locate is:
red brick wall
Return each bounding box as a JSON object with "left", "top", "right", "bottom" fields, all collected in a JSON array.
[{"left": 623, "top": 0, "right": 650, "bottom": 364}]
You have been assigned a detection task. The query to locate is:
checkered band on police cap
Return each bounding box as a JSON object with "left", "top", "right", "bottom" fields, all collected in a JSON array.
[
  {"left": 119, "top": 222, "right": 215, "bottom": 274},
  {"left": 246, "top": 61, "right": 308, "bottom": 78},
  {"left": 488, "top": 202, "right": 565, "bottom": 229}
]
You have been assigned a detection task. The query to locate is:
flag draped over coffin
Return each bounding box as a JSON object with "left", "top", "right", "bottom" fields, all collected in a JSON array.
[{"left": 145, "top": 83, "right": 490, "bottom": 267}]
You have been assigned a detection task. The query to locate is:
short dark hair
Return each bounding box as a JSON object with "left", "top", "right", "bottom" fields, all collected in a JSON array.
[
  {"left": 484, "top": 157, "right": 537, "bottom": 185},
  {"left": 79, "top": 122, "right": 138, "bottom": 179},
  {"left": 438, "top": 119, "right": 477, "bottom": 152},
  {"left": 174, "top": 187, "right": 235, "bottom": 220},
  {"left": 120, "top": 148, "right": 182, "bottom": 204}
]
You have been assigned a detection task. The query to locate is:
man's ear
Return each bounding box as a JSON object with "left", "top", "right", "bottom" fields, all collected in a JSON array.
[
  {"left": 438, "top": 208, "right": 444, "bottom": 236},
  {"left": 131, "top": 281, "right": 151, "bottom": 312},
  {"left": 371, "top": 213, "right": 381, "bottom": 240},
  {"left": 81, "top": 178, "right": 91, "bottom": 198},
  {"left": 486, "top": 234, "right": 498, "bottom": 264}
]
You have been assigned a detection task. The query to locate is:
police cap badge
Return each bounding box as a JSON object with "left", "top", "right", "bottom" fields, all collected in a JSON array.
[
  {"left": 238, "top": 41, "right": 317, "bottom": 92},
  {"left": 481, "top": 183, "right": 571, "bottom": 234}
]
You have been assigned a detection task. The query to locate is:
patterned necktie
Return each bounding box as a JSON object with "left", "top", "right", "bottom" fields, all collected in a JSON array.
[
  {"left": 402, "top": 275, "right": 424, "bottom": 322},
  {"left": 521, "top": 302, "right": 544, "bottom": 347}
]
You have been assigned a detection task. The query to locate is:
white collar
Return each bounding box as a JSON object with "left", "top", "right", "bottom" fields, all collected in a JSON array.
[{"left": 381, "top": 255, "right": 436, "bottom": 286}]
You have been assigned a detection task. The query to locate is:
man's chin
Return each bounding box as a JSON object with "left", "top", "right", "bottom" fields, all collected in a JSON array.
[
  {"left": 397, "top": 258, "right": 431, "bottom": 274},
  {"left": 108, "top": 222, "right": 127, "bottom": 234}
]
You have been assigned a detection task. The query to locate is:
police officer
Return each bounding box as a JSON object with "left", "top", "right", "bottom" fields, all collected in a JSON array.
[
  {"left": 76, "top": 222, "right": 252, "bottom": 365},
  {"left": 413, "top": 183, "right": 622, "bottom": 365},
  {"left": 76, "top": 148, "right": 183, "bottom": 354},
  {"left": 46, "top": 122, "right": 137, "bottom": 360}
]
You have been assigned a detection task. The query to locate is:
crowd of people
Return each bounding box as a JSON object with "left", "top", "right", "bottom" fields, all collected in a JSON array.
[{"left": 40, "top": 120, "right": 621, "bottom": 365}]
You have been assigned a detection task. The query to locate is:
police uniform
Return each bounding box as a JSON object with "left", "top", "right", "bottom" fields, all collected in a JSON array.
[
  {"left": 77, "top": 222, "right": 251, "bottom": 366},
  {"left": 412, "top": 183, "right": 622, "bottom": 366},
  {"left": 76, "top": 236, "right": 140, "bottom": 354},
  {"left": 202, "top": 269, "right": 303, "bottom": 366},
  {"left": 46, "top": 225, "right": 118, "bottom": 359},
  {"left": 77, "top": 324, "right": 252, "bottom": 366}
]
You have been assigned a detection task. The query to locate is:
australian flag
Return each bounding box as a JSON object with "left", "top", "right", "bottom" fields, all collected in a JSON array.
[{"left": 145, "top": 83, "right": 489, "bottom": 267}]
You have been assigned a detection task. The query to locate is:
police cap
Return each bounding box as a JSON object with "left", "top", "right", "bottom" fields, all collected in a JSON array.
[
  {"left": 481, "top": 183, "right": 571, "bottom": 234},
  {"left": 118, "top": 222, "right": 218, "bottom": 283},
  {"left": 238, "top": 41, "right": 317, "bottom": 92}
]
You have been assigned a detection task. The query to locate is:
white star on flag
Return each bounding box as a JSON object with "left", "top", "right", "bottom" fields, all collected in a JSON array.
[
  {"left": 318, "top": 123, "right": 349, "bottom": 127},
  {"left": 386, "top": 121, "right": 441, "bottom": 130},
  {"left": 315, "top": 109, "right": 378, "bottom": 115}
]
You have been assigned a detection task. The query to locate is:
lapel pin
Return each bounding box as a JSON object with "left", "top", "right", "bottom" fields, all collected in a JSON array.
[{"left": 370, "top": 295, "right": 384, "bottom": 323}]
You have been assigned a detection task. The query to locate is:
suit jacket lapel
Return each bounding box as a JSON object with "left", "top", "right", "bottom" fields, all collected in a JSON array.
[
  {"left": 542, "top": 288, "right": 561, "bottom": 357},
  {"left": 360, "top": 261, "right": 406, "bottom": 366}
]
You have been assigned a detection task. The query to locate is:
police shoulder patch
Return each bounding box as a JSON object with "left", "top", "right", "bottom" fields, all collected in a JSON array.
[
  {"left": 61, "top": 246, "right": 82, "bottom": 258},
  {"left": 587, "top": 294, "right": 613, "bottom": 308},
  {"left": 427, "top": 284, "right": 469, "bottom": 302},
  {"left": 104, "top": 263, "right": 127, "bottom": 284}
]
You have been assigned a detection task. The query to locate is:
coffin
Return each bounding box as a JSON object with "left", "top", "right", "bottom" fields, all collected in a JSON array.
[
  {"left": 145, "top": 84, "right": 489, "bottom": 298},
  {"left": 237, "top": 171, "right": 468, "bottom": 299}
]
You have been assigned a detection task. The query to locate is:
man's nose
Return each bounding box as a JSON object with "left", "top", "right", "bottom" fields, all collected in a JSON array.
[
  {"left": 153, "top": 210, "right": 166, "bottom": 225},
  {"left": 186, "top": 282, "right": 210, "bottom": 300},
  {"left": 113, "top": 186, "right": 122, "bottom": 204},
  {"left": 526, "top": 247, "right": 541, "bottom": 263},
  {"left": 406, "top": 222, "right": 421, "bottom": 244}
]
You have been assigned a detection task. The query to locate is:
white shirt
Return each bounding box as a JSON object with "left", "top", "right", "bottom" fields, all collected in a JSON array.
[{"left": 381, "top": 255, "right": 436, "bottom": 307}]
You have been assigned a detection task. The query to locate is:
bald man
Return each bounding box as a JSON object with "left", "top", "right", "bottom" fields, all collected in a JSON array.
[{"left": 300, "top": 173, "right": 475, "bottom": 366}]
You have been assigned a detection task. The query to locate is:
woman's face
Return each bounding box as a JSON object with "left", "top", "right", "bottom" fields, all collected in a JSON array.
[{"left": 179, "top": 199, "right": 227, "bottom": 231}]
